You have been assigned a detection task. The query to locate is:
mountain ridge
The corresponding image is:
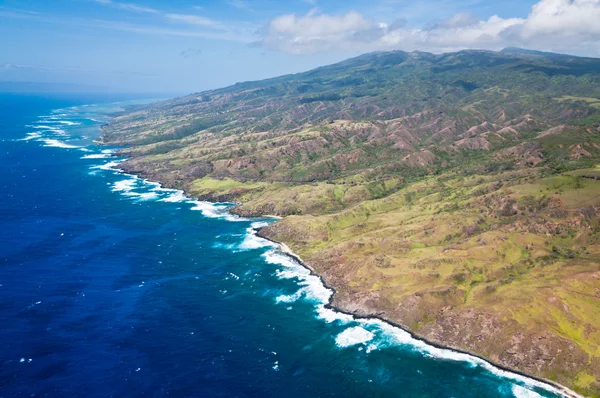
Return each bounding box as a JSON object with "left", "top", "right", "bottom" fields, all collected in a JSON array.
[{"left": 102, "top": 48, "right": 600, "bottom": 396}]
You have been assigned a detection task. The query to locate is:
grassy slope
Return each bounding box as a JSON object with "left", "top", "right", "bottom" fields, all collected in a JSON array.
[
  {"left": 259, "top": 169, "right": 600, "bottom": 395},
  {"left": 102, "top": 48, "right": 600, "bottom": 396}
]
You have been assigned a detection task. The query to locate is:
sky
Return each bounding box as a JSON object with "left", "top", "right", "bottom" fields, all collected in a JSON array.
[{"left": 1, "top": 0, "right": 600, "bottom": 94}]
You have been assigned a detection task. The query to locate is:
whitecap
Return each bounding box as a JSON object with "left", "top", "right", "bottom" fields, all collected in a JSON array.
[
  {"left": 512, "top": 384, "right": 543, "bottom": 398},
  {"left": 212, "top": 242, "right": 236, "bottom": 250},
  {"left": 159, "top": 190, "right": 187, "bottom": 203},
  {"left": 335, "top": 326, "right": 375, "bottom": 348},
  {"left": 135, "top": 192, "right": 159, "bottom": 201},
  {"left": 361, "top": 318, "right": 563, "bottom": 395},
  {"left": 40, "top": 139, "right": 81, "bottom": 149},
  {"left": 56, "top": 120, "right": 81, "bottom": 126},
  {"left": 261, "top": 242, "right": 565, "bottom": 396},
  {"left": 31, "top": 126, "right": 67, "bottom": 135},
  {"left": 81, "top": 153, "right": 112, "bottom": 159},
  {"left": 264, "top": 251, "right": 332, "bottom": 305},
  {"left": 275, "top": 290, "right": 304, "bottom": 304},
  {"left": 251, "top": 221, "right": 270, "bottom": 229},
  {"left": 315, "top": 306, "right": 354, "bottom": 324},
  {"left": 91, "top": 161, "right": 123, "bottom": 171},
  {"left": 239, "top": 232, "right": 274, "bottom": 250},
  {"left": 112, "top": 179, "right": 137, "bottom": 193},
  {"left": 189, "top": 200, "right": 248, "bottom": 222},
  {"left": 18, "top": 132, "right": 42, "bottom": 141}
]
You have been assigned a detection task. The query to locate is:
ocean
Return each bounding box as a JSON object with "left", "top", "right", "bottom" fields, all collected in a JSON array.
[{"left": 0, "top": 93, "right": 565, "bottom": 397}]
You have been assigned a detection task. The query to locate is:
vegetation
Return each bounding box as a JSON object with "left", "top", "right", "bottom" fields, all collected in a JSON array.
[{"left": 102, "top": 48, "right": 600, "bottom": 396}]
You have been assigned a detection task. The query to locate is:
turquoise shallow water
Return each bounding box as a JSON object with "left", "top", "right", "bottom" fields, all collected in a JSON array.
[{"left": 0, "top": 93, "right": 566, "bottom": 397}]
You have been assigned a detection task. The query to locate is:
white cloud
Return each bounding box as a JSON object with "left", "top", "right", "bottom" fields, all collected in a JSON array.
[
  {"left": 259, "top": 0, "right": 600, "bottom": 56},
  {"left": 0, "top": 9, "right": 253, "bottom": 43},
  {"left": 165, "top": 13, "right": 225, "bottom": 29},
  {"left": 93, "top": 0, "right": 159, "bottom": 14}
]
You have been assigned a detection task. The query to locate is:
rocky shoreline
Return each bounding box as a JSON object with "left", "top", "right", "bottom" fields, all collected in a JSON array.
[
  {"left": 253, "top": 228, "right": 582, "bottom": 398},
  {"left": 110, "top": 150, "right": 583, "bottom": 397}
]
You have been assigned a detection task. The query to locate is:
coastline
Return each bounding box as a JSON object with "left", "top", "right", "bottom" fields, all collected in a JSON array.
[
  {"left": 100, "top": 139, "right": 583, "bottom": 398},
  {"left": 110, "top": 156, "right": 582, "bottom": 398},
  {"left": 253, "top": 228, "right": 582, "bottom": 398}
]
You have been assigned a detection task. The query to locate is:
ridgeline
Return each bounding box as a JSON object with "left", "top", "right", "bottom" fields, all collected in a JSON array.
[{"left": 103, "top": 48, "right": 600, "bottom": 396}]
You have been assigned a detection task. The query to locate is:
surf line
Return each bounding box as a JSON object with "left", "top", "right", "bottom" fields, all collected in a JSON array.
[
  {"left": 89, "top": 149, "right": 577, "bottom": 398},
  {"left": 251, "top": 227, "right": 580, "bottom": 398},
  {"left": 43, "top": 103, "right": 576, "bottom": 398}
]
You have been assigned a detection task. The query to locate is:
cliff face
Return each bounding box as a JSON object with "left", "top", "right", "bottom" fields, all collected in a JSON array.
[{"left": 103, "top": 48, "right": 600, "bottom": 396}]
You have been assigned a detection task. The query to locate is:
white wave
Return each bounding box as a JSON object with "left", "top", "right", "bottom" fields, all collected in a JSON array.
[
  {"left": 251, "top": 221, "right": 270, "bottom": 229},
  {"left": 40, "top": 139, "right": 81, "bottom": 149},
  {"left": 135, "top": 192, "right": 159, "bottom": 201},
  {"left": 81, "top": 153, "right": 112, "bottom": 159},
  {"left": 30, "top": 125, "right": 67, "bottom": 135},
  {"left": 56, "top": 120, "right": 81, "bottom": 126},
  {"left": 512, "top": 385, "right": 543, "bottom": 398},
  {"left": 19, "top": 132, "right": 42, "bottom": 141},
  {"left": 158, "top": 190, "right": 187, "bottom": 203},
  {"left": 261, "top": 244, "right": 566, "bottom": 397},
  {"left": 276, "top": 290, "right": 304, "bottom": 304},
  {"left": 101, "top": 149, "right": 114, "bottom": 154},
  {"left": 110, "top": 178, "right": 160, "bottom": 201},
  {"left": 189, "top": 200, "right": 248, "bottom": 222},
  {"left": 91, "top": 161, "right": 123, "bottom": 171},
  {"left": 362, "top": 318, "right": 564, "bottom": 395},
  {"left": 212, "top": 242, "right": 236, "bottom": 250},
  {"left": 238, "top": 229, "right": 275, "bottom": 250},
  {"left": 112, "top": 179, "right": 137, "bottom": 193},
  {"left": 265, "top": 251, "right": 332, "bottom": 305},
  {"left": 335, "top": 326, "right": 375, "bottom": 348},
  {"left": 315, "top": 306, "right": 354, "bottom": 324}
]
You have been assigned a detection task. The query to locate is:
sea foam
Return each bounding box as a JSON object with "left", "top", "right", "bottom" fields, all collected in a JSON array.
[
  {"left": 335, "top": 327, "right": 375, "bottom": 348},
  {"left": 91, "top": 161, "right": 123, "bottom": 171},
  {"left": 238, "top": 226, "right": 275, "bottom": 250},
  {"left": 34, "top": 104, "right": 565, "bottom": 398},
  {"left": 81, "top": 153, "right": 112, "bottom": 159},
  {"left": 512, "top": 384, "right": 544, "bottom": 398},
  {"left": 254, "top": 230, "right": 566, "bottom": 397},
  {"left": 189, "top": 200, "right": 248, "bottom": 222},
  {"left": 19, "top": 132, "right": 42, "bottom": 141},
  {"left": 40, "top": 139, "right": 82, "bottom": 149},
  {"left": 158, "top": 190, "right": 187, "bottom": 203}
]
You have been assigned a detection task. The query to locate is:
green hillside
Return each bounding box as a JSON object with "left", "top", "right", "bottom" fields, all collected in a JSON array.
[{"left": 103, "top": 48, "right": 600, "bottom": 396}]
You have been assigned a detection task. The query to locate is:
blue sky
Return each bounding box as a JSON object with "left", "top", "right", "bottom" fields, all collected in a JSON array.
[{"left": 1, "top": 0, "right": 599, "bottom": 93}]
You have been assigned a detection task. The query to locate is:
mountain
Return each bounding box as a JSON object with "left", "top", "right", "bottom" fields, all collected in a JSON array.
[{"left": 102, "top": 49, "right": 600, "bottom": 396}]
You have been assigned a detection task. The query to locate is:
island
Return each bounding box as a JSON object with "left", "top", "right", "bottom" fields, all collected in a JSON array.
[{"left": 102, "top": 48, "right": 600, "bottom": 397}]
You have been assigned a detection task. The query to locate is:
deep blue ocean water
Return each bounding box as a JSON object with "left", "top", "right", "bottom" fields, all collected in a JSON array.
[{"left": 0, "top": 93, "right": 566, "bottom": 398}]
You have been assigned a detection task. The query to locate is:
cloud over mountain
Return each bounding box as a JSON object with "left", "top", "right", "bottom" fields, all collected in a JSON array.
[{"left": 260, "top": 0, "right": 600, "bottom": 56}]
